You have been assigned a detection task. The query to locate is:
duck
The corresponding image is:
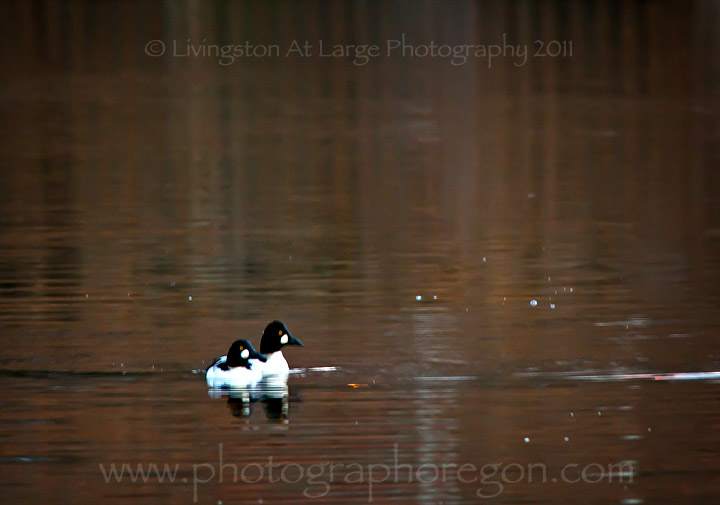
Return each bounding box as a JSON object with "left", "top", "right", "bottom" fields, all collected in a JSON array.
[
  {"left": 206, "top": 339, "right": 267, "bottom": 389},
  {"left": 250, "top": 320, "right": 303, "bottom": 377}
]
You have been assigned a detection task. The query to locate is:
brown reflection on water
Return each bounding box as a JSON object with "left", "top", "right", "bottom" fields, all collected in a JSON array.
[{"left": 1, "top": 1, "right": 719, "bottom": 504}]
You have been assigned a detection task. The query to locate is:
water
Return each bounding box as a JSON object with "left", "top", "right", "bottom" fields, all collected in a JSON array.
[{"left": 1, "top": 1, "right": 720, "bottom": 504}]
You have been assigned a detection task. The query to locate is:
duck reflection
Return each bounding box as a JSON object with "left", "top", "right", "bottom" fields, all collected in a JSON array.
[
  {"left": 207, "top": 380, "right": 291, "bottom": 420},
  {"left": 226, "top": 391, "right": 254, "bottom": 418},
  {"left": 260, "top": 382, "right": 290, "bottom": 419}
]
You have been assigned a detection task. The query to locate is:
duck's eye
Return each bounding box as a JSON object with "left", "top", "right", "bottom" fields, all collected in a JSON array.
[
  {"left": 240, "top": 349, "right": 250, "bottom": 359},
  {"left": 280, "top": 334, "right": 289, "bottom": 345},
  {"left": 278, "top": 330, "right": 283, "bottom": 336}
]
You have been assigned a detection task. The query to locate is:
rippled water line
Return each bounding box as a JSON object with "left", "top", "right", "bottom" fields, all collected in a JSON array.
[{"left": 515, "top": 370, "right": 720, "bottom": 382}]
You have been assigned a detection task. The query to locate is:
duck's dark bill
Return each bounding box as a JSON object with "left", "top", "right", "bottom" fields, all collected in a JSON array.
[
  {"left": 288, "top": 334, "right": 303, "bottom": 347},
  {"left": 252, "top": 349, "right": 268, "bottom": 362}
]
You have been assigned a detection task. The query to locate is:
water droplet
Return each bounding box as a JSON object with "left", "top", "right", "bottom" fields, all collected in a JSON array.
[
  {"left": 564, "top": 437, "right": 569, "bottom": 442},
  {"left": 530, "top": 299, "right": 538, "bottom": 307},
  {"left": 482, "top": 257, "right": 487, "bottom": 262},
  {"left": 433, "top": 295, "right": 437, "bottom": 300},
  {"left": 550, "top": 303, "right": 556, "bottom": 309},
  {"left": 415, "top": 295, "right": 422, "bottom": 301},
  {"left": 570, "top": 412, "right": 574, "bottom": 417},
  {"left": 524, "top": 437, "right": 530, "bottom": 443},
  {"left": 188, "top": 296, "right": 192, "bottom": 301}
]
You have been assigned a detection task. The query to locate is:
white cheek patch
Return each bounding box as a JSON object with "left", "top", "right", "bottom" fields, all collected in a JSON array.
[
  {"left": 240, "top": 349, "right": 250, "bottom": 359},
  {"left": 280, "top": 334, "right": 289, "bottom": 345}
]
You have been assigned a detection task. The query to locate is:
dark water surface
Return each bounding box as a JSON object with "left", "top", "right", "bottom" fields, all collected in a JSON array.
[{"left": 1, "top": 1, "right": 720, "bottom": 504}]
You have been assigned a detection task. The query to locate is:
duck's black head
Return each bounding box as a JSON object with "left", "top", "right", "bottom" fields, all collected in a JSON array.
[
  {"left": 224, "top": 339, "right": 266, "bottom": 369},
  {"left": 260, "top": 320, "right": 303, "bottom": 354}
]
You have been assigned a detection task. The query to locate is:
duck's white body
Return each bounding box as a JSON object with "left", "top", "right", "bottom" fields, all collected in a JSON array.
[
  {"left": 250, "top": 352, "right": 291, "bottom": 401},
  {"left": 206, "top": 357, "right": 263, "bottom": 389},
  {"left": 250, "top": 351, "right": 290, "bottom": 377}
]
